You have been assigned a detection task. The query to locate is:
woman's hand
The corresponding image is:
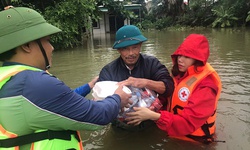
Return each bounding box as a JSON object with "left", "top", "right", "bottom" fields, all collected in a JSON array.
[{"left": 125, "top": 107, "right": 161, "bottom": 126}]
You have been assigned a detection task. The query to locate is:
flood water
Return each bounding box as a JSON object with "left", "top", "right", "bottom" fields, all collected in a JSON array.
[{"left": 50, "top": 27, "right": 250, "bottom": 150}]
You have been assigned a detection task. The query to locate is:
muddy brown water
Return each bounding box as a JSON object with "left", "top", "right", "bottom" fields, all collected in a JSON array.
[{"left": 50, "top": 28, "right": 250, "bottom": 150}]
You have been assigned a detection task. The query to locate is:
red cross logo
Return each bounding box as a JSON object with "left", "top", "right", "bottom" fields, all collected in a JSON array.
[
  {"left": 178, "top": 87, "right": 190, "bottom": 102},
  {"left": 181, "top": 91, "right": 187, "bottom": 98}
]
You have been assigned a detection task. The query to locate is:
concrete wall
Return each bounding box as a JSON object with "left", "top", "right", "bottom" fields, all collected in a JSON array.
[{"left": 93, "top": 12, "right": 110, "bottom": 35}]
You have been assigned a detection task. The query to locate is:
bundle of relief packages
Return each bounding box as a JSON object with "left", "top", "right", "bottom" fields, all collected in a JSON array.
[
  {"left": 92, "top": 81, "right": 162, "bottom": 122},
  {"left": 117, "top": 86, "right": 163, "bottom": 122}
]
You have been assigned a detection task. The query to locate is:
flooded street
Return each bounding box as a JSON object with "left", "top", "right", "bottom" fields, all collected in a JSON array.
[{"left": 50, "top": 27, "right": 250, "bottom": 150}]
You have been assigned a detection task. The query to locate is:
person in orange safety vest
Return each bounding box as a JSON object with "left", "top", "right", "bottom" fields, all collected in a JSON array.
[{"left": 125, "top": 34, "right": 222, "bottom": 144}]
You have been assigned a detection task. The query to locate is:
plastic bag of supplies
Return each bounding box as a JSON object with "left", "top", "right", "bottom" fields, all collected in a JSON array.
[
  {"left": 117, "top": 86, "right": 162, "bottom": 122},
  {"left": 91, "top": 81, "right": 162, "bottom": 122}
]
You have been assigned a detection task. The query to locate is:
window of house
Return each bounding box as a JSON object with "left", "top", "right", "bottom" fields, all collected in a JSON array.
[{"left": 93, "top": 20, "right": 100, "bottom": 29}]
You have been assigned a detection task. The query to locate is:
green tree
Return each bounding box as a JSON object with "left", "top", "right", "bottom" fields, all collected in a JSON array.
[
  {"left": 246, "top": 11, "right": 250, "bottom": 22},
  {"left": 211, "top": 6, "right": 238, "bottom": 27},
  {"left": 43, "top": 0, "right": 97, "bottom": 49},
  {"left": 179, "top": 0, "right": 213, "bottom": 26},
  {"left": 1, "top": 0, "right": 131, "bottom": 49},
  {"left": 213, "top": 0, "right": 249, "bottom": 26}
]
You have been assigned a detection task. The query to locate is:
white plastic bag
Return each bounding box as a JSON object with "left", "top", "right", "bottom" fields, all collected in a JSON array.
[{"left": 92, "top": 81, "right": 131, "bottom": 100}]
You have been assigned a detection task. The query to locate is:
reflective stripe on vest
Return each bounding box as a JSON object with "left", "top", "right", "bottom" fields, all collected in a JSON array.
[
  {"left": 0, "top": 65, "right": 83, "bottom": 150},
  {"left": 170, "top": 63, "right": 222, "bottom": 139},
  {"left": 0, "top": 125, "right": 19, "bottom": 150},
  {"left": 0, "top": 65, "right": 41, "bottom": 89}
]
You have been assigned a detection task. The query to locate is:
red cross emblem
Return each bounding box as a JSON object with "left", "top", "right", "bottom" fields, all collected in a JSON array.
[{"left": 178, "top": 87, "right": 190, "bottom": 102}]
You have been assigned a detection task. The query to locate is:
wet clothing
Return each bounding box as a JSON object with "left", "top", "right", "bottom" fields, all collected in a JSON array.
[
  {"left": 156, "top": 34, "right": 222, "bottom": 143},
  {"left": 0, "top": 62, "right": 122, "bottom": 149},
  {"left": 99, "top": 54, "right": 174, "bottom": 130}
]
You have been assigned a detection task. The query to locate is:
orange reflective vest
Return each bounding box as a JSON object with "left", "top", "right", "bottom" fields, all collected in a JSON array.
[{"left": 169, "top": 63, "right": 222, "bottom": 142}]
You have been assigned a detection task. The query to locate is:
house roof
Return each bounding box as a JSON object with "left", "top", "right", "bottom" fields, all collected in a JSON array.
[
  {"left": 124, "top": 4, "right": 142, "bottom": 10},
  {"left": 98, "top": 4, "right": 142, "bottom": 12}
]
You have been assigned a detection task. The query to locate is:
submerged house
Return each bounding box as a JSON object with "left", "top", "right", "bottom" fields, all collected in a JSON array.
[{"left": 92, "top": 3, "right": 142, "bottom": 36}]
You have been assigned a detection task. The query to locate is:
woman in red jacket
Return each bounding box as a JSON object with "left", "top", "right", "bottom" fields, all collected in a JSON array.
[{"left": 125, "top": 34, "right": 222, "bottom": 144}]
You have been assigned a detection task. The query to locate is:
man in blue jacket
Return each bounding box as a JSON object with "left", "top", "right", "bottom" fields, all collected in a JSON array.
[
  {"left": 98, "top": 25, "right": 174, "bottom": 131},
  {"left": 0, "top": 7, "right": 131, "bottom": 149}
]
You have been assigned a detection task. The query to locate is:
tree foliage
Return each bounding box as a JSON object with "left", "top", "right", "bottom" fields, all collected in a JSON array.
[
  {"left": 246, "top": 11, "right": 250, "bottom": 22},
  {"left": 144, "top": 0, "right": 250, "bottom": 29},
  {"left": 0, "top": 0, "right": 131, "bottom": 49},
  {"left": 211, "top": 6, "right": 238, "bottom": 27},
  {"left": 1, "top": 0, "right": 250, "bottom": 49},
  {"left": 43, "top": 0, "right": 97, "bottom": 49}
]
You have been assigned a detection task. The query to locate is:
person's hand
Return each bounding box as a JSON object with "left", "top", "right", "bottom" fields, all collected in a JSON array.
[
  {"left": 88, "top": 76, "right": 99, "bottom": 89},
  {"left": 118, "top": 77, "right": 147, "bottom": 88},
  {"left": 114, "top": 85, "right": 132, "bottom": 108},
  {"left": 125, "top": 107, "right": 160, "bottom": 126}
]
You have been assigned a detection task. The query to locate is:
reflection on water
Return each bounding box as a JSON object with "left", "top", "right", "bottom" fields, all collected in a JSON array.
[{"left": 50, "top": 28, "right": 250, "bottom": 150}]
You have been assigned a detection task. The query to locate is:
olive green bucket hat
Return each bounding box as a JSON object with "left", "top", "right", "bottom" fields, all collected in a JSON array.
[
  {"left": 0, "top": 7, "right": 61, "bottom": 54},
  {"left": 113, "top": 25, "right": 147, "bottom": 49}
]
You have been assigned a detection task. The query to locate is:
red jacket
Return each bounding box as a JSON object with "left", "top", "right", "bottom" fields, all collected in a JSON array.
[
  {"left": 156, "top": 71, "right": 218, "bottom": 136},
  {"left": 156, "top": 34, "right": 221, "bottom": 140}
]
